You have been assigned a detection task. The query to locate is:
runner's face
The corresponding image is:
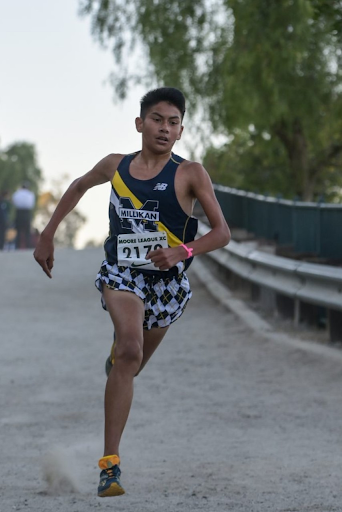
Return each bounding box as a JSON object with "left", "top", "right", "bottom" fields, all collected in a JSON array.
[{"left": 136, "top": 101, "right": 183, "bottom": 153}]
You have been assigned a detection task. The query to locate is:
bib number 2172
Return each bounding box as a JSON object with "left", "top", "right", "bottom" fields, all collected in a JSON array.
[{"left": 117, "top": 231, "right": 168, "bottom": 271}]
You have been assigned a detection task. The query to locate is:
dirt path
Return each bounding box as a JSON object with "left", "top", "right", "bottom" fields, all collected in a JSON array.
[{"left": 1, "top": 248, "right": 342, "bottom": 512}]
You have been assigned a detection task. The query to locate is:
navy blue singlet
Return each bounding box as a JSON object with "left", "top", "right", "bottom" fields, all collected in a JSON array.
[{"left": 104, "top": 152, "right": 198, "bottom": 276}]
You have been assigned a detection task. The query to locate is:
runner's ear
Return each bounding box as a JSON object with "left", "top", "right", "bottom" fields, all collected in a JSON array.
[
  {"left": 176, "top": 125, "right": 184, "bottom": 140},
  {"left": 135, "top": 117, "right": 143, "bottom": 133}
]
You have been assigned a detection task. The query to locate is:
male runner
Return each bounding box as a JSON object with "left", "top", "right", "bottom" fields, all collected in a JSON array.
[{"left": 34, "top": 87, "right": 231, "bottom": 498}]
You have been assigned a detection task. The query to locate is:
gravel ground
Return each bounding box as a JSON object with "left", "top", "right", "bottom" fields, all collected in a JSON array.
[{"left": 1, "top": 248, "right": 342, "bottom": 512}]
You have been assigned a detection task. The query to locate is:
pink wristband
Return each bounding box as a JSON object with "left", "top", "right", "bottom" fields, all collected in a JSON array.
[{"left": 180, "top": 243, "right": 193, "bottom": 259}]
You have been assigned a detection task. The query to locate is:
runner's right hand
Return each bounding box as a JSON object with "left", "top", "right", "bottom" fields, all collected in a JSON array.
[{"left": 33, "top": 234, "right": 54, "bottom": 278}]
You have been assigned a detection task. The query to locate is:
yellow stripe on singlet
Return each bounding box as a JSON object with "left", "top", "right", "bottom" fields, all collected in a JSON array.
[
  {"left": 113, "top": 170, "right": 141, "bottom": 209},
  {"left": 160, "top": 224, "right": 183, "bottom": 248},
  {"left": 113, "top": 171, "right": 183, "bottom": 248}
]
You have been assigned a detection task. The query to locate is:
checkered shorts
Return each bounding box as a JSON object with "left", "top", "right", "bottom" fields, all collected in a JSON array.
[{"left": 95, "top": 261, "right": 192, "bottom": 330}]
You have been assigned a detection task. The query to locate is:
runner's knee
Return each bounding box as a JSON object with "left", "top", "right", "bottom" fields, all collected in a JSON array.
[{"left": 114, "top": 338, "right": 143, "bottom": 371}]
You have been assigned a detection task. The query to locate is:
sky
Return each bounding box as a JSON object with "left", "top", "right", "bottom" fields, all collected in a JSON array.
[{"left": 0, "top": 0, "right": 190, "bottom": 248}]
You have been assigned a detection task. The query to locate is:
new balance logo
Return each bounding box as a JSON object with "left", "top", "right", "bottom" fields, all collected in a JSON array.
[{"left": 153, "top": 183, "right": 168, "bottom": 191}]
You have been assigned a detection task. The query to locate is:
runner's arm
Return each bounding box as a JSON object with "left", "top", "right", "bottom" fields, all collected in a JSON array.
[
  {"left": 148, "top": 163, "right": 230, "bottom": 270},
  {"left": 185, "top": 163, "right": 231, "bottom": 255},
  {"left": 34, "top": 154, "right": 121, "bottom": 278}
]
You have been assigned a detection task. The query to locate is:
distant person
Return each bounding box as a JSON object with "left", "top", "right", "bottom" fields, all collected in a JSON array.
[
  {"left": 0, "top": 191, "right": 10, "bottom": 250},
  {"left": 33, "top": 87, "right": 231, "bottom": 498},
  {"left": 12, "top": 182, "right": 35, "bottom": 249}
]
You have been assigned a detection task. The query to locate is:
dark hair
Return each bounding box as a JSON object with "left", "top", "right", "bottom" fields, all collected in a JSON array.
[{"left": 140, "top": 87, "right": 186, "bottom": 119}]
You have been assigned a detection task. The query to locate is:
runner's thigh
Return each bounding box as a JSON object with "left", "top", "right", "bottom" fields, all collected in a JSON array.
[{"left": 102, "top": 287, "right": 145, "bottom": 341}]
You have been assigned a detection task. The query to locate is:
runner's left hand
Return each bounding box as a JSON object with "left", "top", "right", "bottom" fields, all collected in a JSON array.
[{"left": 147, "top": 246, "right": 187, "bottom": 271}]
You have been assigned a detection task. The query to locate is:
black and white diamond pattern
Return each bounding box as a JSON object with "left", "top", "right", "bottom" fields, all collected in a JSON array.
[{"left": 95, "top": 261, "right": 192, "bottom": 329}]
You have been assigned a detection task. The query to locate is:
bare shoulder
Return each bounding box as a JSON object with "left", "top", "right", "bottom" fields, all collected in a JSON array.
[
  {"left": 179, "top": 158, "right": 206, "bottom": 173},
  {"left": 178, "top": 158, "right": 212, "bottom": 191},
  {"left": 93, "top": 153, "right": 126, "bottom": 181},
  {"left": 77, "top": 153, "right": 127, "bottom": 192}
]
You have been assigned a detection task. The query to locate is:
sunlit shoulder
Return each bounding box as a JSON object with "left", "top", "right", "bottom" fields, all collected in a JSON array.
[
  {"left": 179, "top": 159, "right": 211, "bottom": 183},
  {"left": 92, "top": 153, "right": 126, "bottom": 180}
]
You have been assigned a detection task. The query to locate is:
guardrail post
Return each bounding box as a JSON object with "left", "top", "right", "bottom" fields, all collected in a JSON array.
[
  {"left": 316, "top": 203, "right": 322, "bottom": 256},
  {"left": 300, "top": 302, "right": 320, "bottom": 326},
  {"left": 197, "top": 221, "right": 342, "bottom": 344},
  {"left": 294, "top": 298, "right": 300, "bottom": 326},
  {"left": 328, "top": 309, "right": 342, "bottom": 342},
  {"left": 276, "top": 295, "right": 294, "bottom": 319}
]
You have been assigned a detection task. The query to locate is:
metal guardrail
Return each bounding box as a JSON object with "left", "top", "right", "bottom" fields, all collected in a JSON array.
[
  {"left": 213, "top": 184, "right": 342, "bottom": 259},
  {"left": 198, "top": 222, "right": 342, "bottom": 341}
]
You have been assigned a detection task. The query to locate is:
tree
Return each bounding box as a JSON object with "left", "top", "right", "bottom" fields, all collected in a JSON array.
[
  {"left": 203, "top": 128, "right": 342, "bottom": 201},
  {"left": 0, "top": 142, "right": 43, "bottom": 197},
  {"left": 203, "top": 129, "right": 290, "bottom": 195},
  {"left": 80, "top": 0, "right": 342, "bottom": 200},
  {"left": 0, "top": 142, "right": 85, "bottom": 247},
  {"left": 35, "top": 176, "right": 86, "bottom": 248}
]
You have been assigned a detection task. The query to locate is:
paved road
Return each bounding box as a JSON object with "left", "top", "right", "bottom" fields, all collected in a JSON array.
[{"left": 1, "top": 248, "right": 342, "bottom": 512}]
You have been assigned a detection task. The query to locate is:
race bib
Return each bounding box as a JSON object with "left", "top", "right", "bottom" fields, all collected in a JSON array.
[{"left": 117, "top": 231, "right": 168, "bottom": 271}]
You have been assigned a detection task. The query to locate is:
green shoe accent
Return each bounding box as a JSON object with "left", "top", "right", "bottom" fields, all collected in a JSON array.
[
  {"left": 105, "top": 356, "right": 113, "bottom": 377},
  {"left": 105, "top": 332, "right": 116, "bottom": 377}
]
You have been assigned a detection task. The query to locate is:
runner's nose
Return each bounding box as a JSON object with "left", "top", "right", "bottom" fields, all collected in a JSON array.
[{"left": 160, "top": 122, "right": 169, "bottom": 133}]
